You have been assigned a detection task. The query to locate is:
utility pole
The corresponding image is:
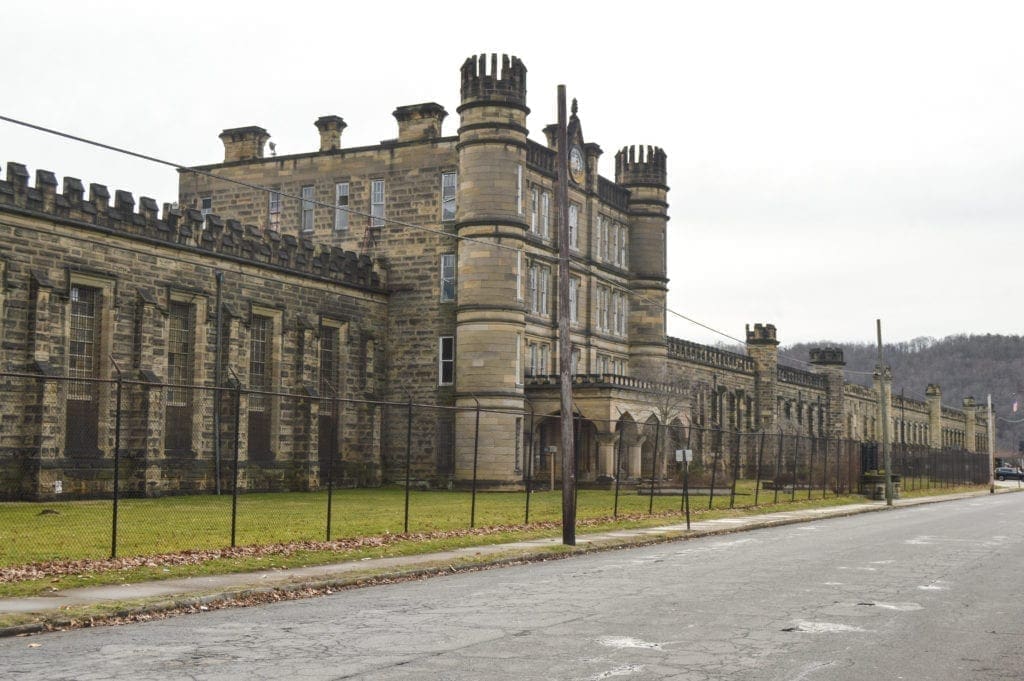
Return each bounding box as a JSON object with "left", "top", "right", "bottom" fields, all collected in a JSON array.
[
  {"left": 988, "top": 394, "right": 995, "bottom": 494},
  {"left": 556, "top": 85, "right": 576, "bottom": 545},
  {"left": 876, "top": 319, "right": 893, "bottom": 506}
]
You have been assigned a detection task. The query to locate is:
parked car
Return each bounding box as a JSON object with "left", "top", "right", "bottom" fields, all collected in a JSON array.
[{"left": 994, "top": 466, "right": 1024, "bottom": 481}]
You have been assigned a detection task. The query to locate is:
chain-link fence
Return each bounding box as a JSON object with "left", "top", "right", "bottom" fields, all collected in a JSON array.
[{"left": 0, "top": 372, "right": 991, "bottom": 566}]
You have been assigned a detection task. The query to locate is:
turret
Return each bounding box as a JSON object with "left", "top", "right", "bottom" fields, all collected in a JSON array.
[
  {"left": 616, "top": 145, "right": 669, "bottom": 376},
  {"left": 962, "top": 396, "right": 977, "bottom": 453},
  {"left": 810, "top": 346, "right": 845, "bottom": 438},
  {"left": 453, "top": 53, "right": 529, "bottom": 485},
  {"left": 746, "top": 323, "right": 779, "bottom": 429}
]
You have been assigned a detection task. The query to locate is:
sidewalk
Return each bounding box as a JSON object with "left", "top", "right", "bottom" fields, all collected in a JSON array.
[{"left": 0, "top": 489, "right": 1007, "bottom": 636}]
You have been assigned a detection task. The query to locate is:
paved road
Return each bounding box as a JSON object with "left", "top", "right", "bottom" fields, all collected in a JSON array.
[{"left": 3, "top": 493, "right": 1022, "bottom": 680}]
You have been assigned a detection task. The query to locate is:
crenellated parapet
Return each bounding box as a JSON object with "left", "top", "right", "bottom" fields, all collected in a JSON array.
[
  {"left": 459, "top": 53, "right": 527, "bottom": 109},
  {"left": 615, "top": 145, "right": 668, "bottom": 188},
  {"left": 0, "top": 162, "right": 382, "bottom": 290}
]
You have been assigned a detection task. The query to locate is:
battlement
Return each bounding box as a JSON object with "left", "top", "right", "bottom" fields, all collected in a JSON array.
[
  {"left": 460, "top": 53, "right": 527, "bottom": 108},
  {"left": 0, "top": 162, "right": 383, "bottom": 291},
  {"left": 745, "top": 323, "right": 779, "bottom": 346},
  {"left": 809, "top": 346, "right": 845, "bottom": 366},
  {"left": 614, "top": 145, "right": 667, "bottom": 187}
]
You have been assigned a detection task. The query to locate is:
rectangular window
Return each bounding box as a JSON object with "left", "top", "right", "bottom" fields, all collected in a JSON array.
[
  {"left": 516, "top": 251, "right": 523, "bottom": 301},
  {"left": 440, "top": 253, "right": 456, "bottom": 302},
  {"left": 516, "top": 165, "right": 523, "bottom": 215},
  {"left": 67, "top": 284, "right": 101, "bottom": 455},
  {"left": 438, "top": 336, "right": 455, "bottom": 386},
  {"left": 165, "top": 301, "right": 194, "bottom": 453},
  {"left": 568, "top": 203, "right": 579, "bottom": 250},
  {"left": 249, "top": 314, "right": 273, "bottom": 460},
  {"left": 530, "top": 188, "right": 538, "bottom": 233},
  {"left": 334, "top": 182, "right": 350, "bottom": 230},
  {"left": 539, "top": 344, "right": 549, "bottom": 375},
  {"left": 597, "top": 285, "right": 610, "bottom": 331},
  {"left": 319, "top": 325, "right": 337, "bottom": 397},
  {"left": 611, "top": 292, "right": 621, "bottom": 335},
  {"left": 527, "top": 342, "right": 537, "bottom": 377},
  {"left": 441, "top": 172, "right": 457, "bottom": 222},
  {"left": 538, "top": 265, "right": 549, "bottom": 315},
  {"left": 515, "top": 333, "right": 522, "bottom": 385},
  {"left": 569, "top": 276, "right": 580, "bottom": 324},
  {"left": 527, "top": 263, "right": 539, "bottom": 314},
  {"left": 268, "top": 191, "right": 281, "bottom": 231},
  {"left": 301, "top": 185, "right": 315, "bottom": 232},
  {"left": 200, "top": 196, "right": 212, "bottom": 217},
  {"left": 619, "top": 226, "right": 628, "bottom": 267},
  {"left": 540, "top": 192, "right": 550, "bottom": 238},
  {"left": 371, "top": 179, "right": 385, "bottom": 228}
]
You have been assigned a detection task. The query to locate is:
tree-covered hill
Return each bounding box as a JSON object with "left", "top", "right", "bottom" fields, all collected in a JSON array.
[{"left": 781, "top": 335, "right": 1024, "bottom": 454}]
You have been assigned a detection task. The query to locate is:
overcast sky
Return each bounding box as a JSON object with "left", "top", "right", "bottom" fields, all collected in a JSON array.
[{"left": 3, "top": 1, "right": 1021, "bottom": 347}]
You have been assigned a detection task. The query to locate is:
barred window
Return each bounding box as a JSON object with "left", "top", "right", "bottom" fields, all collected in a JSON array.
[
  {"left": 440, "top": 254, "right": 456, "bottom": 302},
  {"left": 68, "top": 285, "right": 99, "bottom": 400},
  {"left": 319, "top": 325, "right": 337, "bottom": 396},
  {"left": 250, "top": 315, "right": 271, "bottom": 411},
  {"left": 167, "top": 301, "right": 194, "bottom": 406},
  {"left": 439, "top": 336, "right": 455, "bottom": 386}
]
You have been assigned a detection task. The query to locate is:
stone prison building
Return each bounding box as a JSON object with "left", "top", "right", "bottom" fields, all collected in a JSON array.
[{"left": 0, "top": 53, "right": 992, "bottom": 499}]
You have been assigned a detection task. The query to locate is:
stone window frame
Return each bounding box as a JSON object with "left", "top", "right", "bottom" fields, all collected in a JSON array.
[
  {"left": 268, "top": 189, "right": 281, "bottom": 231},
  {"left": 568, "top": 203, "right": 579, "bottom": 251},
  {"left": 438, "top": 335, "right": 455, "bottom": 386},
  {"left": 568, "top": 275, "right": 581, "bottom": 326},
  {"left": 318, "top": 317, "right": 348, "bottom": 399},
  {"left": 334, "top": 182, "right": 350, "bottom": 231},
  {"left": 540, "top": 191, "right": 550, "bottom": 239},
  {"left": 441, "top": 171, "right": 457, "bottom": 222},
  {"left": 529, "top": 187, "right": 539, "bottom": 234},
  {"left": 64, "top": 271, "right": 116, "bottom": 457}
]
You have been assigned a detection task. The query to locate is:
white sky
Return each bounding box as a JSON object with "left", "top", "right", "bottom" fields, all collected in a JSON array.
[{"left": 2, "top": 0, "right": 1021, "bottom": 347}]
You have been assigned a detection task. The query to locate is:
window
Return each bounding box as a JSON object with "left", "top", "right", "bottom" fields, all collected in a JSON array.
[
  {"left": 516, "top": 165, "right": 523, "bottom": 215},
  {"left": 597, "top": 285, "right": 610, "bottom": 331},
  {"left": 166, "top": 301, "right": 195, "bottom": 453},
  {"left": 515, "top": 333, "right": 522, "bottom": 385},
  {"left": 371, "top": 179, "right": 385, "bottom": 228},
  {"left": 441, "top": 172, "right": 457, "bottom": 222},
  {"left": 539, "top": 344, "right": 549, "bottom": 375},
  {"left": 569, "top": 276, "right": 580, "bottom": 324},
  {"left": 249, "top": 314, "right": 274, "bottom": 460},
  {"left": 610, "top": 292, "right": 628, "bottom": 335},
  {"left": 67, "top": 284, "right": 102, "bottom": 455},
  {"left": 440, "top": 254, "right": 456, "bottom": 302},
  {"left": 319, "top": 325, "right": 337, "bottom": 397},
  {"left": 268, "top": 191, "right": 281, "bottom": 231},
  {"left": 438, "top": 336, "right": 455, "bottom": 386},
  {"left": 618, "top": 225, "right": 628, "bottom": 267},
  {"left": 334, "top": 182, "right": 349, "bottom": 230},
  {"left": 318, "top": 324, "right": 341, "bottom": 477},
  {"left": 527, "top": 342, "right": 537, "bottom": 377},
  {"left": 515, "top": 251, "right": 523, "bottom": 301},
  {"left": 540, "top": 192, "right": 550, "bottom": 238},
  {"left": 301, "top": 185, "right": 315, "bottom": 232},
  {"left": 568, "top": 203, "right": 579, "bottom": 250},
  {"left": 200, "top": 196, "right": 212, "bottom": 217},
  {"left": 530, "top": 188, "right": 539, "bottom": 233},
  {"left": 597, "top": 217, "right": 608, "bottom": 261},
  {"left": 571, "top": 348, "right": 581, "bottom": 375}
]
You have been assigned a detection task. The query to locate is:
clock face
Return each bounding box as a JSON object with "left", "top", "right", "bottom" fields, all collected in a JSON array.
[{"left": 569, "top": 146, "right": 585, "bottom": 184}]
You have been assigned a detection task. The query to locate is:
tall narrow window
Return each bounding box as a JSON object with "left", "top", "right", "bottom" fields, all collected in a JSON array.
[
  {"left": 619, "top": 226, "right": 628, "bottom": 267},
  {"left": 569, "top": 276, "right": 580, "bottom": 324},
  {"left": 515, "top": 251, "right": 523, "bottom": 301},
  {"left": 249, "top": 314, "right": 272, "bottom": 460},
  {"left": 539, "top": 344, "right": 549, "bottom": 375},
  {"left": 67, "top": 285, "right": 101, "bottom": 455},
  {"left": 319, "top": 325, "right": 337, "bottom": 397},
  {"left": 268, "top": 191, "right": 281, "bottom": 231},
  {"left": 527, "top": 264, "right": 538, "bottom": 314},
  {"left": 597, "top": 285, "right": 610, "bottom": 331},
  {"left": 441, "top": 172, "right": 457, "bottom": 222},
  {"left": 438, "top": 336, "right": 455, "bottom": 386},
  {"left": 538, "top": 265, "right": 550, "bottom": 316},
  {"left": 165, "top": 301, "right": 195, "bottom": 454},
  {"left": 568, "top": 203, "right": 579, "bottom": 249},
  {"left": 528, "top": 342, "right": 537, "bottom": 377},
  {"left": 440, "top": 253, "right": 456, "bottom": 302},
  {"left": 540, "top": 192, "right": 550, "bottom": 238},
  {"left": 530, "top": 188, "right": 539, "bottom": 233},
  {"left": 301, "top": 185, "right": 315, "bottom": 232},
  {"left": 334, "top": 182, "right": 349, "bottom": 230},
  {"left": 515, "top": 333, "right": 522, "bottom": 385},
  {"left": 371, "top": 179, "right": 385, "bottom": 228},
  {"left": 516, "top": 165, "right": 523, "bottom": 215},
  {"left": 571, "top": 348, "right": 581, "bottom": 375}
]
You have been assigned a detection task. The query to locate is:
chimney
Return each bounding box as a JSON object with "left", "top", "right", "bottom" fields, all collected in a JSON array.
[
  {"left": 219, "top": 126, "right": 270, "bottom": 163},
  {"left": 314, "top": 115, "right": 347, "bottom": 152},
  {"left": 392, "top": 103, "right": 448, "bottom": 142}
]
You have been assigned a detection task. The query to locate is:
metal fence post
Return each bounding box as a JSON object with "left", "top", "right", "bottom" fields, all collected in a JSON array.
[
  {"left": 729, "top": 431, "right": 740, "bottom": 509},
  {"left": 229, "top": 370, "right": 242, "bottom": 548},
  {"left": 754, "top": 429, "right": 765, "bottom": 505},
  {"left": 404, "top": 397, "right": 413, "bottom": 533},
  {"left": 774, "top": 429, "right": 783, "bottom": 504},
  {"left": 470, "top": 396, "right": 480, "bottom": 529},
  {"left": 110, "top": 357, "right": 123, "bottom": 560},
  {"left": 649, "top": 420, "right": 661, "bottom": 515},
  {"left": 524, "top": 399, "right": 535, "bottom": 525},
  {"left": 791, "top": 434, "right": 799, "bottom": 502}
]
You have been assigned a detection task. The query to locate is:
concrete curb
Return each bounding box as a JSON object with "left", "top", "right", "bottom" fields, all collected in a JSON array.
[{"left": 0, "top": 489, "right": 1010, "bottom": 637}]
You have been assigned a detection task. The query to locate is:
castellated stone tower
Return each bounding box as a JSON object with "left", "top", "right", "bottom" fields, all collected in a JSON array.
[
  {"left": 745, "top": 323, "right": 779, "bottom": 429},
  {"left": 453, "top": 54, "right": 529, "bottom": 485},
  {"left": 925, "top": 384, "right": 943, "bottom": 448},
  {"left": 615, "top": 145, "right": 669, "bottom": 377},
  {"left": 810, "top": 347, "right": 846, "bottom": 438}
]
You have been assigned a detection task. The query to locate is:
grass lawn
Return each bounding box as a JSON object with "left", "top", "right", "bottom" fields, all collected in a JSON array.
[{"left": 0, "top": 482, "right": 988, "bottom": 601}]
